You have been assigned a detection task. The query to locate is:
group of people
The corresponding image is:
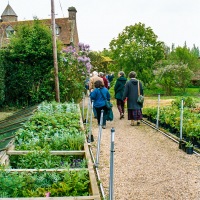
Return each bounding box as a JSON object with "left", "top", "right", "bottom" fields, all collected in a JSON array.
[{"left": 88, "top": 70, "right": 144, "bottom": 128}]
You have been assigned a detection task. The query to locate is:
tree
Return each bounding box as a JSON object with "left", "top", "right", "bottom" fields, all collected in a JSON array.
[
  {"left": 169, "top": 46, "right": 200, "bottom": 71},
  {"left": 155, "top": 64, "right": 194, "bottom": 95},
  {"left": 0, "top": 19, "right": 57, "bottom": 106},
  {"left": 109, "top": 22, "right": 165, "bottom": 85},
  {"left": 88, "top": 51, "right": 113, "bottom": 73}
]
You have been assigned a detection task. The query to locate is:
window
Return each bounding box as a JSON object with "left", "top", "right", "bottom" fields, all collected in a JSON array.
[
  {"left": 6, "top": 26, "right": 14, "bottom": 38},
  {"left": 55, "top": 24, "right": 61, "bottom": 35}
]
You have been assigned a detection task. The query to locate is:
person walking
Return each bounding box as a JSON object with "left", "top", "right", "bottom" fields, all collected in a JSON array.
[
  {"left": 90, "top": 80, "right": 111, "bottom": 129},
  {"left": 89, "top": 71, "right": 104, "bottom": 118},
  {"left": 114, "top": 71, "right": 127, "bottom": 119},
  {"left": 123, "top": 71, "right": 143, "bottom": 126},
  {"left": 89, "top": 71, "right": 104, "bottom": 92},
  {"left": 99, "top": 72, "right": 109, "bottom": 89}
]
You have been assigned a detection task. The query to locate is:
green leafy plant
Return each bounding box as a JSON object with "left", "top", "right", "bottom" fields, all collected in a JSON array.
[
  {"left": 0, "top": 170, "right": 90, "bottom": 197},
  {"left": 185, "top": 141, "right": 193, "bottom": 148}
]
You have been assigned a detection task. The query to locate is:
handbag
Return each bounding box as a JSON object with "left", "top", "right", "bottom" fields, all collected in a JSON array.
[
  {"left": 106, "top": 107, "right": 114, "bottom": 121},
  {"left": 99, "top": 89, "right": 112, "bottom": 109},
  {"left": 137, "top": 80, "right": 144, "bottom": 105}
]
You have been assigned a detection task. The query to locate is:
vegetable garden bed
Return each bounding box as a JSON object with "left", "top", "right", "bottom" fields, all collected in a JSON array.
[{"left": 0, "top": 102, "right": 100, "bottom": 199}]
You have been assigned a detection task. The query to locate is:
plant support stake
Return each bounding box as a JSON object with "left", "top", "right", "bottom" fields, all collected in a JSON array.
[
  {"left": 82, "top": 92, "right": 85, "bottom": 123},
  {"left": 156, "top": 94, "right": 160, "bottom": 129},
  {"left": 180, "top": 99, "right": 184, "bottom": 141},
  {"left": 88, "top": 100, "right": 94, "bottom": 143},
  {"left": 86, "top": 98, "right": 91, "bottom": 124},
  {"left": 109, "top": 127, "right": 115, "bottom": 200},
  {"left": 95, "top": 109, "right": 104, "bottom": 168}
]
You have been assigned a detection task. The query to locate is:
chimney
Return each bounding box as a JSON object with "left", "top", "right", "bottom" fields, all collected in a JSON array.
[{"left": 68, "top": 7, "right": 77, "bottom": 20}]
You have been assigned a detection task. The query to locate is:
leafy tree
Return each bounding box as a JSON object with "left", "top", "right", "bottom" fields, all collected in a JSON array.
[
  {"left": 109, "top": 22, "right": 165, "bottom": 85},
  {"left": 88, "top": 51, "right": 113, "bottom": 73},
  {"left": 1, "top": 19, "right": 57, "bottom": 106},
  {"left": 169, "top": 46, "right": 200, "bottom": 71},
  {"left": 155, "top": 64, "right": 194, "bottom": 95}
]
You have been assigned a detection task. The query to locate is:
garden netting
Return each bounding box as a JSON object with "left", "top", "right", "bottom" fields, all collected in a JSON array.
[{"left": 0, "top": 105, "right": 38, "bottom": 151}]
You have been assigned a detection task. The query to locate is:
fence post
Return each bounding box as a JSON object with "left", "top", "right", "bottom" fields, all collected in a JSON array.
[
  {"left": 156, "top": 94, "right": 160, "bottom": 129},
  {"left": 180, "top": 99, "right": 184, "bottom": 141},
  {"left": 109, "top": 127, "right": 115, "bottom": 200},
  {"left": 87, "top": 100, "right": 94, "bottom": 143},
  {"left": 95, "top": 110, "right": 104, "bottom": 168},
  {"left": 86, "top": 98, "right": 91, "bottom": 124}
]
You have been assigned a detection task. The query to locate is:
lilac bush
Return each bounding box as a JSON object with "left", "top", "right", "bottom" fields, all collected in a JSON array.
[{"left": 59, "top": 43, "right": 92, "bottom": 102}]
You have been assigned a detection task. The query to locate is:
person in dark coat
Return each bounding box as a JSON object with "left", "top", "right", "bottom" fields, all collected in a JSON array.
[
  {"left": 114, "top": 71, "right": 127, "bottom": 119},
  {"left": 90, "top": 80, "right": 111, "bottom": 129},
  {"left": 123, "top": 71, "right": 143, "bottom": 126}
]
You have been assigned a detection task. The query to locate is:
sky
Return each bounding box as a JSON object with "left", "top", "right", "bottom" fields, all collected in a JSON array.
[{"left": 1, "top": 0, "right": 200, "bottom": 51}]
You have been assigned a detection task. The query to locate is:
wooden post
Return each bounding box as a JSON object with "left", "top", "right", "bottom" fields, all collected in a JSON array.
[{"left": 51, "top": 0, "right": 60, "bottom": 102}]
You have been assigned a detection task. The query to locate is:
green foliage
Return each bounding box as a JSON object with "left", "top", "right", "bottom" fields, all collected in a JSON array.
[
  {"left": 154, "top": 64, "right": 194, "bottom": 95},
  {"left": 59, "top": 44, "right": 91, "bottom": 103},
  {"left": 0, "top": 19, "right": 59, "bottom": 106},
  {"left": 171, "top": 97, "right": 196, "bottom": 108},
  {"left": 9, "top": 149, "right": 86, "bottom": 169},
  {"left": 169, "top": 46, "right": 200, "bottom": 71},
  {"left": 0, "top": 170, "right": 90, "bottom": 197},
  {"left": 0, "top": 52, "right": 5, "bottom": 106},
  {"left": 14, "top": 102, "right": 85, "bottom": 150},
  {"left": 143, "top": 98, "right": 200, "bottom": 141},
  {"left": 109, "top": 22, "right": 165, "bottom": 85}
]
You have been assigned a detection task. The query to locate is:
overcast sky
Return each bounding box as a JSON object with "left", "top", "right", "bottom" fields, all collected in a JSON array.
[{"left": 1, "top": 0, "right": 200, "bottom": 51}]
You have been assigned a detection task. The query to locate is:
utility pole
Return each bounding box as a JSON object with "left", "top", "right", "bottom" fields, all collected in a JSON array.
[{"left": 51, "top": 0, "right": 60, "bottom": 102}]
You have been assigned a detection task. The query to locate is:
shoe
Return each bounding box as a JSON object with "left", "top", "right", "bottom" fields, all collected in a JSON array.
[
  {"left": 120, "top": 113, "right": 124, "bottom": 119},
  {"left": 131, "top": 120, "right": 134, "bottom": 126},
  {"left": 137, "top": 121, "right": 140, "bottom": 126},
  {"left": 102, "top": 125, "right": 106, "bottom": 129}
]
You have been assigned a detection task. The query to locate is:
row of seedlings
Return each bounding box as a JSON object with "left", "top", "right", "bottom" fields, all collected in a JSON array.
[{"left": 0, "top": 101, "right": 100, "bottom": 199}]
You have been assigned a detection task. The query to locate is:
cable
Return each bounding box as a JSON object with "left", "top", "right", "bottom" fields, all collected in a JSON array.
[{"left": 59, "top": 0, "right": 65, "bottom": 18}]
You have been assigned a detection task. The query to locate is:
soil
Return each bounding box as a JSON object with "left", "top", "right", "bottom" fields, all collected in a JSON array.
[{"left": 85, "top": 97, "right": 200, "bottom": 200}]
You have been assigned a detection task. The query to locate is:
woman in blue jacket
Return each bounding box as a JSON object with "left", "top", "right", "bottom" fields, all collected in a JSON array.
[{"left": 90, "top": 80, "right": 110, "bottom": 129}]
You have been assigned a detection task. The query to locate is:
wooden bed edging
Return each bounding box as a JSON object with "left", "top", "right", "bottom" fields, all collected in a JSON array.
[
  {"left": 0, "top": 195, "right": 100, "bottom": 200},
  {"left": 7, "top": 150, "right": 85, "bottom": 155}
]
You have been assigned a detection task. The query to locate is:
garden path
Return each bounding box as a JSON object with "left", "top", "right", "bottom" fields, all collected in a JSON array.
[{"left": 84, "top": 97, "right": 200, "bottom": 200}]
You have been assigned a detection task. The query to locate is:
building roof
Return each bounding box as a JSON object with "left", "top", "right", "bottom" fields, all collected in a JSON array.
[
  {"left": 0, "top": 18, "right": 75, "bottom": 46},
  {"left": 1, "top": 4, "right": 17, "bottom": 17}
]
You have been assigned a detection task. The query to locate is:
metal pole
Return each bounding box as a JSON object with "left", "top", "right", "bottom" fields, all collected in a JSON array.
[
  {"left": 82, "top": 92, "right": 85, "bottom": 123},
  {"left": 156, "top": 94, "right": 160, "bottom": 129},
  {"left": 86, "top": 98, "right": 90, "bottom": 124},
  {"left": 180, "top": 99, "right": 184, "bottom": 141},
  {"left": 109, "top": 127, "right": 115, "bottom": 200},
  {"left": 51, "top": 0, "right": 60, "bottom": 102},
  {"left": 95, "top": 109, "right": 104, "bottom": 168},
  {"left": 87, "top": 100, "right": 94, "bottom": 143}
]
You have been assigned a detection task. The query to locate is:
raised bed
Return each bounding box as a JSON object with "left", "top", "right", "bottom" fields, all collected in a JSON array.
[{"left": 0, "top": 102, "right": 101, "bottom": 199}]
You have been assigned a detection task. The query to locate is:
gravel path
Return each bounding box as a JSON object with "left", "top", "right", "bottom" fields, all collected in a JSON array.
[{"left": 87, "top": 98, "right": 200, "bottom": 200}]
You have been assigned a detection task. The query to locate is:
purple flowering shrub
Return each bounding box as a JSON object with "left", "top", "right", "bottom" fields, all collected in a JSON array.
[{"left": 59, "top": 43, "right": 92, "bottom": 102}]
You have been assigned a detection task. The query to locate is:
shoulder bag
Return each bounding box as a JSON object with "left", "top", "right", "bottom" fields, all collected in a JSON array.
[
  {"left": 137, "top": 80, "right": 144, "bottom": 105},
  {"left": 99, "top": 89, "right": 112, "bottom": 109}
]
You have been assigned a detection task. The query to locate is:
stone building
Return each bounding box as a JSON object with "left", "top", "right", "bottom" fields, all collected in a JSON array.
[{"left": 0, "top": 3, "right": 79, "bottom": 49}]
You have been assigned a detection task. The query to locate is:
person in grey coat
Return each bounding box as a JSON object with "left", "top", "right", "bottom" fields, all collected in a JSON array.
[{"left": 123, "top": 71, "right": 143, "bottom": 126}]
